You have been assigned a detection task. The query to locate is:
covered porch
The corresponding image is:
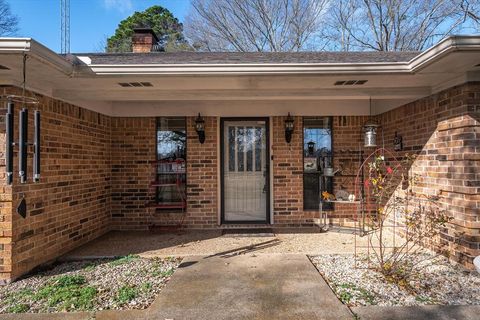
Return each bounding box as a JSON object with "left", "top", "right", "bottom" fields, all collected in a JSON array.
[{"left": 0, "top": 36, "right": 479, "bottom": 283}]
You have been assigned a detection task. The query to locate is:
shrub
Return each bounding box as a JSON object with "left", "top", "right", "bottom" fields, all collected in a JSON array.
[{"left": 362, "top": 152, "right": 451, "bottom": 289}]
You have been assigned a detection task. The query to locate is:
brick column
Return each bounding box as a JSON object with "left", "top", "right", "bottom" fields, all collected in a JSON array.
[{"left": 185, "top": 116, "right": 218, "bottom": 228}]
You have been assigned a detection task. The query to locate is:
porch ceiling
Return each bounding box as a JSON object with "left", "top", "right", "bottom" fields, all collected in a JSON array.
[{"left": 1, "top": 36, "right": 480, "bottom": 116}]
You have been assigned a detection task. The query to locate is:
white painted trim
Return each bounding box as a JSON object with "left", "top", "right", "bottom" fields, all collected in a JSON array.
[
  {"left": 0, "top": 38, "right": 73, "bottom": 75},
  {"left": 269, "top": 117, "right": 274, "bottom": 225},
  {"left": 1, "top": 35, "right": 480, "bottom": 77},
  {"left": 84, "top": 35, "right": 480, "bottom": 76},
  {"left": 216, "top": 117, "right": 221, "bottom": 226}
]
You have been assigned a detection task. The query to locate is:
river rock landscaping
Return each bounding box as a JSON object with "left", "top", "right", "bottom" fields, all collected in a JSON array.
[
  {"left": 310, "top": 254, "right": 480, "bottom": 307},
  {"left": 0, "top": 255, "right": 182, "bottom": 313}
]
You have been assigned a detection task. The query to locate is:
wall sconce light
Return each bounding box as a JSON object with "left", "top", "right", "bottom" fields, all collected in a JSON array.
[
  {"left": 307, "top": 141, "right": 316, "bottom": 155},
  {"left": 393, "top": 131, "right": 403, "bottom": 151},
  {"left": 195, "top": 113, "right": 205, "bottom": 144},
  {"left": 285, "top": 112, "right": 294, "bottom": 143}
]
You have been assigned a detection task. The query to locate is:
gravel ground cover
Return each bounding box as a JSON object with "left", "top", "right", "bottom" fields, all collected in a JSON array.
[
  {"left": 0, "top": 255, "right": 181, "bottom": 314},
  {"left": 310, "top": 254, "right": 480, "bottom": 307}
]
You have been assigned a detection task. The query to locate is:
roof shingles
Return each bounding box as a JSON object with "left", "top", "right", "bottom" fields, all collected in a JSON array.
[{"left": 73, "top": 51, "right": 420, "bottom": 65}]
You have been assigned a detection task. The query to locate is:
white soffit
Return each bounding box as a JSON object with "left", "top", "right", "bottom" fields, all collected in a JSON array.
[{"left": 1, "top": 36, "right": 480, "bottom": 116}]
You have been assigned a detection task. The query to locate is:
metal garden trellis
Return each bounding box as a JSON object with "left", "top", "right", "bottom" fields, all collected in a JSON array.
[{"left": 353, "top": 147, "right": 407, "bottom": 270}]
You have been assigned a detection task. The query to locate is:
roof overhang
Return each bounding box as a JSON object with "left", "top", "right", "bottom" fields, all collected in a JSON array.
[{"left": 0, "top": 36, "right": 480, "bottom": 117}]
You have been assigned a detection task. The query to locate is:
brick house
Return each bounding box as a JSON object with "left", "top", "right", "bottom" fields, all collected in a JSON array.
[{"left": 0, "top": 30, "right": 479, "bottom": 283}]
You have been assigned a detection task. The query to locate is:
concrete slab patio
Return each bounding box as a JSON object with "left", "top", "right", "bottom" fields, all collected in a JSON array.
[
  {"left": 63, "top": 227, "right": 381, "bottom": 260},
  {"left": 144, "top": 254, "right": 353, "bottom": 320}
]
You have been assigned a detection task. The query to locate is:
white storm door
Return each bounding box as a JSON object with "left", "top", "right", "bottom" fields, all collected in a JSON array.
[{"left": 223, "top": 120, "right": 269, "bottom": 222}]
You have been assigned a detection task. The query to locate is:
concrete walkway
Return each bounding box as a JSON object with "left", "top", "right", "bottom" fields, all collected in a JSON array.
[{"left": 144, "top": 254, "right": 353, "bottom": 320}]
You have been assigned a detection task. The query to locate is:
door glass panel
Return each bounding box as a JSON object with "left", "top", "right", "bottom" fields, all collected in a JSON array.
[
  {"left": 246, "top": 127, "right": 253, "bottom": 172},
  {"left": 224, "top": 120, "right": 267, "bottom": 222},
  {"left": 228, "top": 126, "right": 235, "bottom": 172},
  {"left": 237, "top": 127, "right": 245, "bottom": 172},
  {"left": 255, "top": 127, "right": 262, "bottom": 172}
]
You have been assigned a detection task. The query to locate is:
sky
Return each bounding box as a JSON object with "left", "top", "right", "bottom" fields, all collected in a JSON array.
[{"left": 7, "top": 0, "right": 191, "bottom": 53}]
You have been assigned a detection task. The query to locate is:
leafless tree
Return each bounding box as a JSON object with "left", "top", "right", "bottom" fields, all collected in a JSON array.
[
  {"left": 0, "top": 0, "right": 19, "bottom": 37},
  {"left": 461, "top": 0, "right": 480, "bottom": 30},
  {"left": 185, "top": 0, "right": 328, "bottom": 52},
  {"left": 325, "top": 0, "right": 480, "bottom": 51}
]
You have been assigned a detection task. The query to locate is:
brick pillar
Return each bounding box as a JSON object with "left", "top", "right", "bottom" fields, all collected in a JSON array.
[
  {"left": 186, "top": 116, "right": 218, "bottom": 228},
  {"left": 0, "top": 99, "right": 13, "bottom": 284},
  {"left": 272, "top": 116, "right": 304, "bottom": 226}
]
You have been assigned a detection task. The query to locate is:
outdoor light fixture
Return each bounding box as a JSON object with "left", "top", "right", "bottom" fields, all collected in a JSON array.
[
  {"left": 363, "top": 98, "right": 380, "bottom": 147},
  {"left": 307, "top": 141, "right": 316, "bottom": 155},
  {"left": 195, "top": 113, "right": 205, "bottom": 144},
  {"left": 285, "top": 112, "right": 294, "bottom": 143},
  {"left": 393, "top": 131, "right": 403, "bottom": 151}
]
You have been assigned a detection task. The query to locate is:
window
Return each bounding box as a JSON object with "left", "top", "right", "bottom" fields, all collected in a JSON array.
[
  {"left": 303, "top": 117, "right": 333, "bottom": 210},
  {"left": 228, "top": 126, "right": 264, "bottom": 173},
  {"left": 156, "top": 117, "right": 186, "bottom": 209}
]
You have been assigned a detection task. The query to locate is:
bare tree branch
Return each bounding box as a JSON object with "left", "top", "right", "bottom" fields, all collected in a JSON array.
[
  {"left": 325, "top": 0, "right": 480, "bottom": 51},
  {"left": 185, "top": 0, "right": 328, "bottom": 52},
  {"left": 0, "top": 0, "right": 19, "bottom": 37}
]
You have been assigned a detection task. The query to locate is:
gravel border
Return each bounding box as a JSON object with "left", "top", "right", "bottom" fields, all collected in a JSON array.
[
  {"left": 0, "top": 256, "right": 182, "bottom": 313},
  {"left": 310, "top": 254, "right": 480, "bottom": 307}
]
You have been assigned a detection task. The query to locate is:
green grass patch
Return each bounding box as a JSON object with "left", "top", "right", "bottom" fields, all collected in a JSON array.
[
  {"left": 2, "top": 288, "right": 35, "bottom": 313},
  {"left": 140, "top": 282, "right": 152, "bottom": 293},
  {"left": 160, "top": 268, "right": 175, "bottom": 277},
  {"left": 55, "top": 275, "right": 86, "bottom": 287},
  {"left": 33, "top": 275, "right": 97, "bottom": 311},
  {"left": 6, "top": 303, "right": 30, "bottom": 313},
  {"left": 415, "top": 295, "right": 434, "bottom": 303},
  {"left": 336, "top": 283, "right": 376, "bottom": 305},
  {"left": 115, "top": 285, "right": 138, "bottom": 305},
  {"left": 83, "top": 262, "right": 97, "bottom": 272},
  {"left": 109, "top": 254, "right": 140, "bottom": 266}
]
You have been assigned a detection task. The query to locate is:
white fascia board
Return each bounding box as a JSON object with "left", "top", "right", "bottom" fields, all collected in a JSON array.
[
  {"left": 89, "top": 62, "right": 411, "bottom": 75},
  {"left": 87, "top": 35, "right": 480, "bottom": 76},
  {"left": 0, "top": 38, "right": 32, "bottom": 52},
  {"left": 408, "top": 35, "right": 480, "bottom": 73},
  {"left": 0, "top": 38, "right": 74, "bottom": 75}
]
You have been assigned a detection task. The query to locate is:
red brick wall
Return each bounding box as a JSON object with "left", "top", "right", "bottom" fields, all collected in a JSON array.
[
  {"left": 184, "top": 117, "right": 218, "bottom": 227},
  {"left": 110, "top": 116, "right": 219, "bottom": 230},
  {"left": 271, "top": 115, "right": 367, "bottom": 227},
  {"left": 272, "top": 116, "right": 310, "bottom": 226},
  {"left": 1, "top": 82, "right": 480, "bottom": 282},
  {"left": 379, "top": 82, "right": 480, "bottom": 268},
  {"left": 0, "top": 97, "right": 12, "bottom": 284},
  {"left": 110, "top": 117, "right": 155, "bottom": 230},
  {"left": 1, "top": 87, "right": 111, "bottom": 283}
]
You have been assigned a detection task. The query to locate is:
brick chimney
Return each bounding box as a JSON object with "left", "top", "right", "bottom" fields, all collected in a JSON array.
[{"left": 132, "top": 28, "right": 159, "bottom": 53}]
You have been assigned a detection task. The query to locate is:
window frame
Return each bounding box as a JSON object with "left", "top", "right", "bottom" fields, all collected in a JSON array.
[
  {"left": 155, "top": 117, "right": 187, "bottom": 209},
  {"left": 302, "top": 116, "right": 334, "bottom": 211}
]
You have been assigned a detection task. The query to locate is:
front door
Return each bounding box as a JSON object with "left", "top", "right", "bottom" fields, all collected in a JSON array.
[{"left": 221, "top": 118, "right": 270, "bottom": 223}]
